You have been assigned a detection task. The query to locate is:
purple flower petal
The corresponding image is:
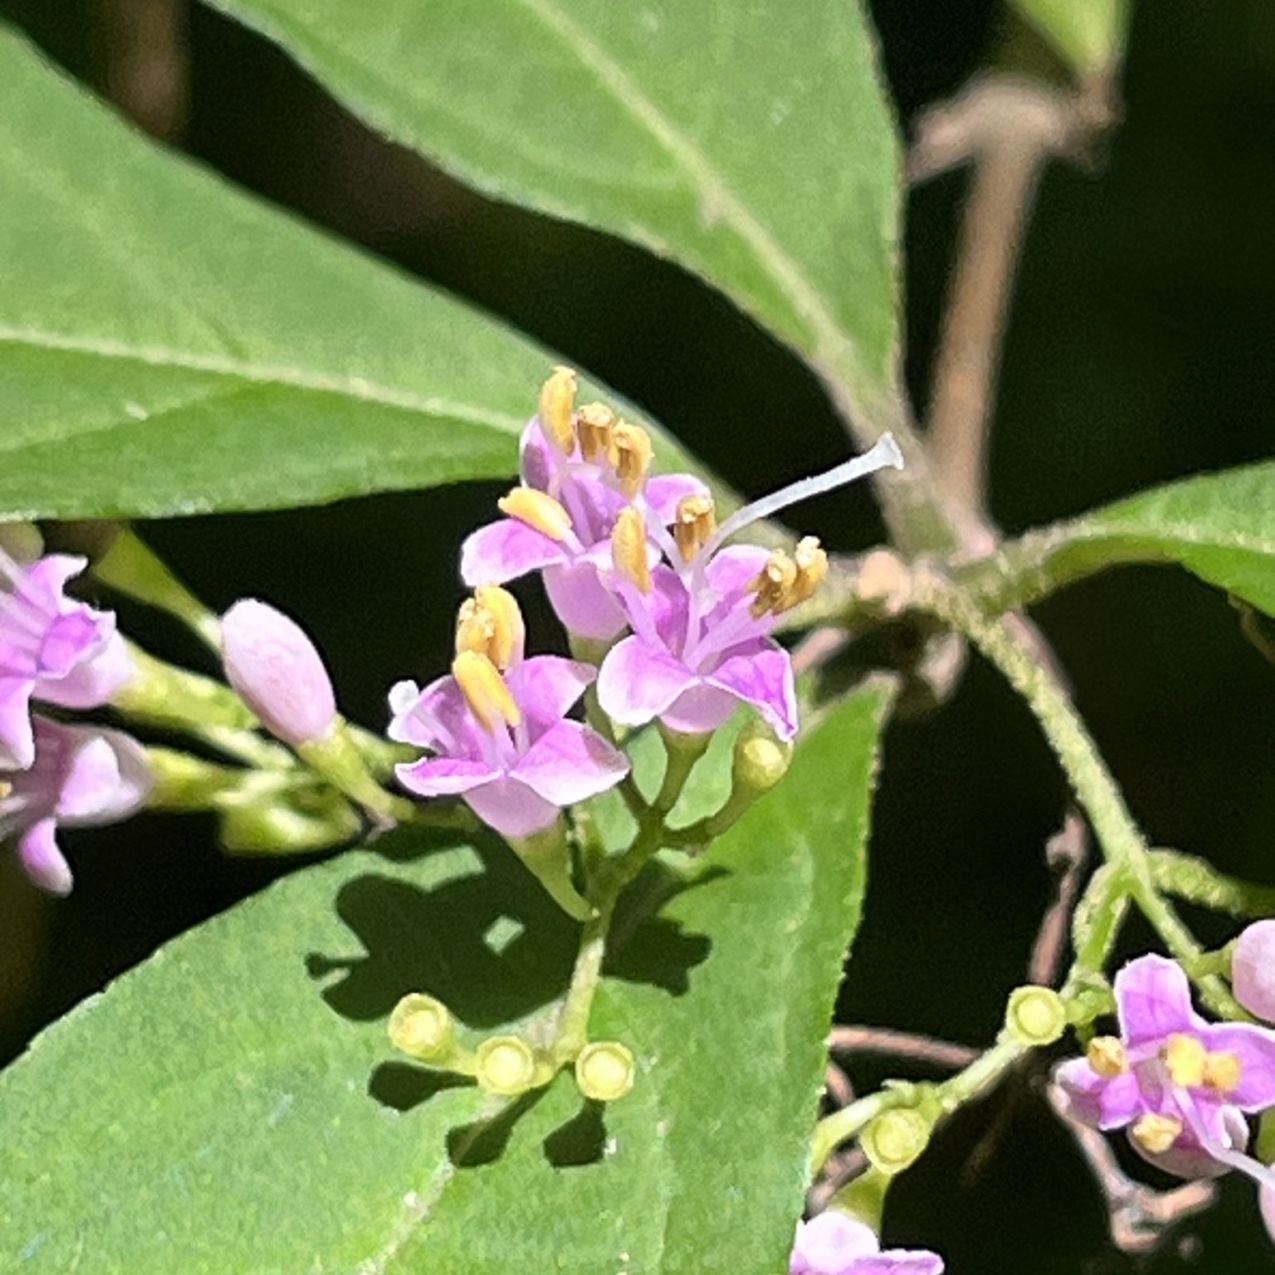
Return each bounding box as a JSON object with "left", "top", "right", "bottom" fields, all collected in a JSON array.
[
  {"left": 37, "top": 607, "right": 110, "bottom": 679},
  {"left": 1129, "top": 1104, "right": 1247, "bottom": 1181},
  {"left": 396, "top": 756, "right": 498, "bottom": 797},
  {"left": 16, "top": 817, "right": 73, "bottom": 897},
  {"left": 707, "top": 639, "right": 799, "bottom": 739},
  {"left": 511, "top": 720, "right": 628, "bottom": 806},
  {"left": 1262, "top": 1176, "right": 1275, "bottom": 1242},
  {"left": 1198, "top": 1023, "right": 1275, "bottom": 1111},
  {"left": 36, "top": 630, "right": 133, "bottom": 710},
  {"left": 460, "top": 518, "right": 567, "bottom": 587},
  {"left": 464, "top": 775, "right": 560, "bottom": 840},
  {"left": 506, "top": 656, "right": 595, "bottom": 732},
  {"left": 705, "top": 543, "right": 771, "bottom": 600},
  {"left": 1115, "top": 954, "right": 1203, "bottom": 1045},
  {"left": 19, "top": 553, "right": 86, "bottom": 608},
  {"left": 661, "top": 683, "right": 739, "bottom": 735},
  {"left": 855, "top": 1255, "right": 945, "bottom": 1275},
  {"left": 790, "top": 1213, "right": 878, "bottom": 1275},
  {"left": 0, "top": 675, "right": 35, "bottom": 769},
  {"left": 543, "top": 561, "right": 628, "bottom": 640},
  {"left": 519, "top": 417, "right": 556, "bottom": 491},
  {"left": 597, "top": 635, "right": 697, "bottom": 728},
  {"left": 646, "top": 473, "right": 710, "bottom": 523},
  {"left": 1054, "top": 1058, "right": 1145, "bottom": 1129},
  {"left": 387, "top": 675, "right": 475, "bottom": 755}
]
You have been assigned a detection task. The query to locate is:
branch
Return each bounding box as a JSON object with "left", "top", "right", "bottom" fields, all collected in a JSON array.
[
  {"left": 828, "top": 1025, "right": 978, "bottom": 1071},
  {"left": 1028, "top": 811, "right": 1089, "bottom": 986}
]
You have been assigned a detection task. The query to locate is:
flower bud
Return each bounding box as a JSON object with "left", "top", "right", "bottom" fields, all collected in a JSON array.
[
  {"left": 575, "top": 1041, "right": 636, "bottom": 1102},
  {"left": 860, "top": 1107, "right": 931, "bottom": 1177},
  {"left": 475, "top": 1035, "right": 540, "bottom": 1097},
  {"left": 1232, "top": 920, "right": 1275, "bottom": 1022},
  {"left": 389, "top": 994, "right": 456, "bottom": 1063},
  {"left": 731, "top": 718, "right": 792, "bottom": 796},
  {"left": 1004, "top": 985, "right": 1067, "bottom": 1046},
  {"left": 221, "top": 599, "right": 337, "bottom": 747}
]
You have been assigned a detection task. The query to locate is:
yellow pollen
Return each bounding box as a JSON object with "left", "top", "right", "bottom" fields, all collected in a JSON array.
[
  {"left": 673, "top": 494, "right": 716, "bottom": 561},
  {"left": 1086, "top": 1036, "right": 1128, "bottom": 1077},
  {"left": 452, "top": 650, "right": 522, "bottom": 732},
  {"left": 576, "top": 402, "right": 615, "bottom": 463},
  {"left": 498, "top": 486, "right": 574, "bottom": 541},
  {"left": 611, "top": 506, "right": 652, "bottom": 594},
  {"left": 1131, "top": 1113, "right": 1183, "bottom": 1155},
  {"left": 1203, "top": 1050, "right": 1242, "bottom": 1094},
  {"left": 748, "top": 551, "right": 797, "bottom": 618},
  {"left": 1163, "top": 1033, "right": 1207, "bottom": 1088},
  {"left": 781, "top": 536, "right": 828, "bottom": 611},
  {"left": 0, "top": 780, "right": 10, "bottom": 800},
  {"left": 454, "top": 586, "right": 524, "bottom": 670},
  {"left": 539, "top": 366, "right": 577, "bottom": 453},
  {"left": 608, "top": 422, "right": 654, "bottom": 497}
]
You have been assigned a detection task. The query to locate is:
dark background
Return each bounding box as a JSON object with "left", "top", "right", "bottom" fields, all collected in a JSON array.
[{"left": 2, "top": 1, "right": 1273, "bottom": 1270}]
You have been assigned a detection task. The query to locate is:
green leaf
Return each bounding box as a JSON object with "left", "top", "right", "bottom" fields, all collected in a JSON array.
[
  {"left": 0, "top": 684, "right": 891, "bottom": 1272},
  {"left": 969, "top": 462, "right": 1275, "bottom": 617},
  {"left": 207, "top": 0, "right": 903, "bottom": 425},
  {"left": 0, "top": 27, "right": 705, "bottom": 520},
  {"left": 1007, "top": 0, "right": 1130, "bottom": 82}
]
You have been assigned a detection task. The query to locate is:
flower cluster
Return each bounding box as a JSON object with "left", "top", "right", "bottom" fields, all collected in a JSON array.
[
  {"left": 393, "top": 366, "right": 901, "bottom": 844},
  {"left": 0, "top": 533, "right": 148, "bottom": 893}
]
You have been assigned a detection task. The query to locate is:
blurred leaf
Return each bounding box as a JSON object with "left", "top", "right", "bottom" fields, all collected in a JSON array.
[
  {"left": 209, "top": 0, "right": 903, "bottom": 424},
  {"left": 1007, "top": 0, "right": 1130, "bottom": 82},
  {"left": 983, "top": 462, "right": 1275, "bottom": 616},
  {"left": 0, "top": 684, "right": 890, "bottom": 1272},
  {"left": 0, "top": 26, "right": 708, "bottom": 521}
]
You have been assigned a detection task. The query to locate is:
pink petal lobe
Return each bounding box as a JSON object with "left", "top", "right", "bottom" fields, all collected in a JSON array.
[
  {"left": 1054, "top": 1058, "right": 1144, "bottom": 1129},
  {"left": 17, "top": 817, "right": 73, "bottom": 896},
  {"left": 460, "top": 519, "right": 566, "bottom": 587},
  {"left": 1114, "top": 954, "right": 1203, "bottom": 1045},
  {"left": 511, "top": 720, "right": 628, "bottom": 806},
  {"left": 507, "top": 656, "right": 594, "bottom": 730},
  {"left": 464, "top": 776, "right": 559, "bottom": 840},
  {"left": 707, "top": 640, "right": 798, "bottom": 739},
  {"left": 646, "top": 473, "right": 709, "bottom": 523},
  {"left": 790, "top": 1213, "right": 878, "bottom": 1275},
  {"left": 661, "top": 683, "right": 738, "bottom": 735},
  {"left": 37, "top": 630, "right": 133, "bottom": 710},
  {"left": 543, "top": 562, "right": 627, "bottom": 640},
  {"left": 1199, "top": 1023, "right": 1275, "bottom": 1110},
  {"left": 396, "top": 756, "right": 497, "bottom": 797},
  {"left": 597, "top": 636, "right": 696, "bottom": 728},
  {"left": 0, "top": 675, "right": 35, "bottom": 769}
]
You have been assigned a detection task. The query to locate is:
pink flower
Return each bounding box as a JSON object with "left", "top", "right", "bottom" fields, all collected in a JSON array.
[
  {"left": 389, "top": 588, "right": 628, "bottom": 839},
  {"left": 598, "top": 435, "right": 903, "bottom": 740},
  {"left": 1055, "top": 954, "right": 1275, "bottom": 1189},
  {"left": 1, "top": 717, "right": 152, "bottom": 895},
  {"left": 0, "top": 550, "right": 131, "bottom": 768},
  {"left": 790, "top": 1213, "right": 944, "bottom": 1275},
  {"left": 1232, "top": 920, "right": 1275, "bottom": 1023},
  {"left": 460, "top": 368, "right": 707, "bottom": 640}
]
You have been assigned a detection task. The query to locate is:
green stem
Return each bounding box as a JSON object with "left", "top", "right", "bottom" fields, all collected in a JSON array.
[{"left": 1150, "top": 848, "right": 1275, "bottom": 918}]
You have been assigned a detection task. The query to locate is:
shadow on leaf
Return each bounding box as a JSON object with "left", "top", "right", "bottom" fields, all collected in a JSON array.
[
  {"left": 368, "top": 1061, "right": 474, "bottom": 1114},
  {"left": 543, "top": 1098, "right": 608, "bottom": 1169}
]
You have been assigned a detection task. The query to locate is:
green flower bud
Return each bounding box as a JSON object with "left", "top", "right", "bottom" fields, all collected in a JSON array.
[
  {"left": 389, "top": 994, "right": 455, "bottom": 1063},
  {"left": 860, "top": 1107, "right": 931, "bottom": 1177},
  {"left": 1004, "top": 985, "right": 1068, "bottom": 1046},
  {"left": 731, "top": 718, "right": 792, "bottom": 796},
  {"left": 508, "top": 819, "right": 595, "bottom": 921},
  {"left": 475, "top": 1035, "right": 540, "bottom": 1097},
  {"left": 574, "top": 1041, "right": 636, "bottom": 1102}
]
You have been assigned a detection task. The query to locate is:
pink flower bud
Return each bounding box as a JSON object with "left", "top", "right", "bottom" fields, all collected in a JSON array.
[
  {"left": 1233, "top": 920, "right": 1275, "bottom": 1022},
  {"left": 221, "top": 600, "right": 336, "bottom": 747}
]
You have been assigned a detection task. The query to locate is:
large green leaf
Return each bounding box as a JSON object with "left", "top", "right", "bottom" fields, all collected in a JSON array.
[
  {"left": 0, "top": 27, "right": 702, "bottom": 521},
  {"left": 1007, "top": 0, "right": 1131, "bottom": 82},
  {"left": 0, "top": 684, "right": 891, "bottom": 1273},
  {"left": 969, "top": 462, "right": 1275, "bottom": 616},
  {"left": 208, "top": 0, "right": 903, "bottom": 427}
]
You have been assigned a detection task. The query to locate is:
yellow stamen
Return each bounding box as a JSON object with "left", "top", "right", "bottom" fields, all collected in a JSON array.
[
  {"left": 0, "top": 780, "right": 10, "bottom": 800},
  {"left": 673, "top": 494, "right": 716, "bottom": 562},
  {"left": 748, "top": 550, "right": 797, "bottom": 618},
  {"left": 1086, "top": 1036, "right": 1128, "bottom": 1077},
  {"left": 454, "top": 586, "right": 524, "bottom": 671},
  {"left": 1163, "top": 1033, "right": 1207, "bottom": 1088},
  {"left": 1131, "top": 1113, "right": 1183, "bottom": 1155},
  {"left": 1203, "top": 1050, "right": 1242, "bottom": 1094},
  {"left": 608, "top": 422, "right": 654, "bottom": 497},
  {"left": 782, "top": 536, "right": 828, "bottom": 610},
  {"left": 611, "top": 506, "right": 651, "bottom": 594},
  {"left": 498, "top": 486, "right": 574, "bottom": 542},
  {"left": 539, "top": 366, "right": 577, "bottom": 453},
  {"left": 576, "top": 402, "right": 615, "bottom": 463},
  {"left": 452, "top": 650, "right": 522, "bottom": 732}
]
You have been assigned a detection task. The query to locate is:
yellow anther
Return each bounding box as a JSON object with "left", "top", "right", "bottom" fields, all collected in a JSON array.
[
  {"left": 0, "top": 780, "right": 10, "bottom": 800},
  {"left": 1203, "top": 1050, "right": 1242, "bottom": 1094},
  {"left": 748, "top": 550, "right": 797, "bottom": 618},
  {"left": 452, "top": 650, "right": 522, "bottom": 732},
  {"left": 1131, "top": 1113, "right": 1183, "bottom": 1155},
  {"left": 539, "top": 365, "right": 577, "bottom": 453},
  {"left": 1163, "top": 1033, "right": 1207, "bottom": 1088},
  {"left": 782, "top": 536, "right": 828, "bottom": 610},
  {"left": 498, "top": 486, "right": 574, "bottom": 542},
  {"left": 673, "top": 494, "right": 716, "bottom": 562},
  {"left": 608, "top": 422, "right": 654, "bottom": 497},
  {"left": 454, "top": 586, "right": 524, "bottom": 671},
  {"left": 611, "top": 506, "right": 651, "bottom": 594},
  {"left": 576, "top": 401, "right": 615, "bottom": 463},
  {"left": 1087, "top": 1036, "right": 1128, "bottom": 1077}
]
